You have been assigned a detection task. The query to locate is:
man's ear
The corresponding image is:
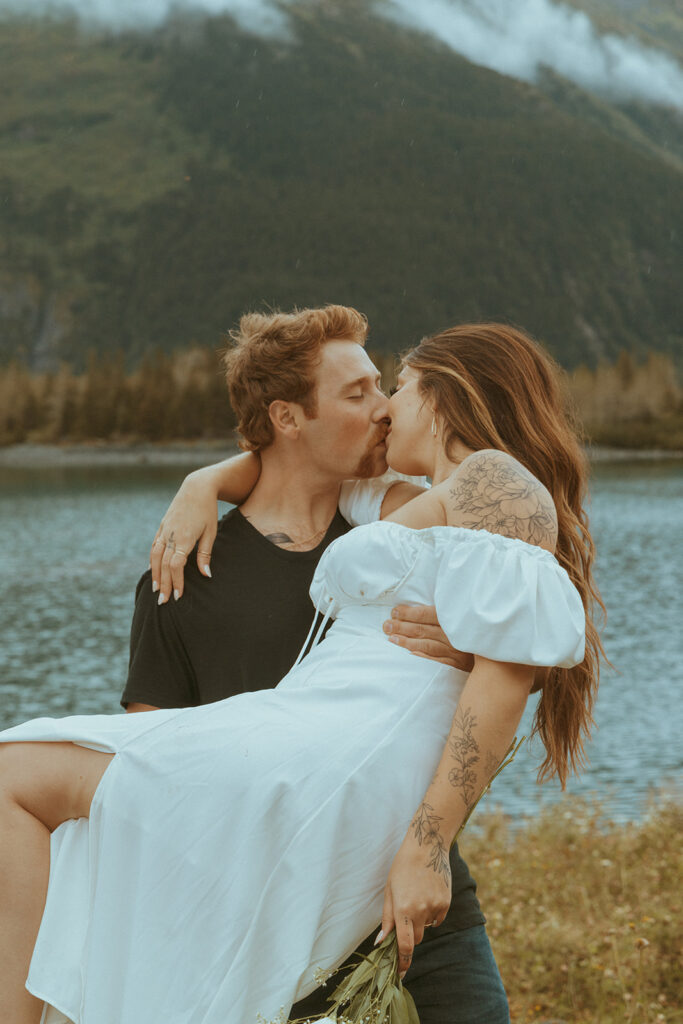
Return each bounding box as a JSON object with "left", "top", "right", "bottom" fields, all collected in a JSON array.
[{"left": 269, "top": 400, "right": 301, "bottom": 439}]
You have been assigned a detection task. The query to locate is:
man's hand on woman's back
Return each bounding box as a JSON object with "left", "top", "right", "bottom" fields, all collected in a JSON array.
[{"left": 383, "top": 605, "right": 474, "bottom": 672}]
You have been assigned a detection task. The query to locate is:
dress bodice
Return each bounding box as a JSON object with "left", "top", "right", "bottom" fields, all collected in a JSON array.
[{"left": 310, "top": 521, "right": 586, "bottom": 669}]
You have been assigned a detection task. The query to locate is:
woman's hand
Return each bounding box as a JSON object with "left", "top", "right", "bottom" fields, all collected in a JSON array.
[
  {"left": 150, "top": 453, "right": 261, "bottom": 602},
  {"left": 151, "top": 470, "right": 220, "bottom": 603},
  {"left": 376, "top": 826, "right": 451, "bottom": 979}
]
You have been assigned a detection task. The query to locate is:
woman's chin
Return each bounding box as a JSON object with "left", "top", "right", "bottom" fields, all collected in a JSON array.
[{"left": 386, "top": 450, "right": 427, "bottom": 478}]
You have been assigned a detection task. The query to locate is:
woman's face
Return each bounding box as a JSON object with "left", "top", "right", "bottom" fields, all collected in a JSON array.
[{"left": 386, "top": 365, "right": 435, "bottom": 476}]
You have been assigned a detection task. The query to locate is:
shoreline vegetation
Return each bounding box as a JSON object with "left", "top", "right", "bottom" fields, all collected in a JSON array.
[
  {"left": 1, "top": 347, "right": 682, "bottom": 457},
  {"left": 460, "top": 797, "right": 680, "bottom": 1024},
  {"left": 1, "top": 441, "right": 682, "bottom": 470}
]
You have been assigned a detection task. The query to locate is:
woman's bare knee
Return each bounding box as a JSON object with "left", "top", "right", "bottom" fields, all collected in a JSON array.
[{"left": 0, "top": 742, "right": 113, "bottom": 831}]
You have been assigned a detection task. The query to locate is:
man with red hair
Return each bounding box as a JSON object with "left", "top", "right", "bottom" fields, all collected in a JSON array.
[{"left": 124, "top": 305, "right": 510, "bottom": 1024}]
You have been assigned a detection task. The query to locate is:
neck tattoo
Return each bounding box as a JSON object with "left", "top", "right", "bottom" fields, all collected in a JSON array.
[{"left": 262, "top": 525, "right": 329, "bottom": 550}]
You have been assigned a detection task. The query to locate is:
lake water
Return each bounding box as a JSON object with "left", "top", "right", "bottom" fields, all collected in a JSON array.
[{"left": 1, "top": 457, "right": 681, "bottom": 822}]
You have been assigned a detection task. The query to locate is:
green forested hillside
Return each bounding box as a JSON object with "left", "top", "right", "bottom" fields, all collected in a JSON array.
[{"left": 1, "top": 0, "right": 681, "bottom": 371}]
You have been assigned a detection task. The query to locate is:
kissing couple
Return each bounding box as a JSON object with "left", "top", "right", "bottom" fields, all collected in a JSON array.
[{"left": 0, "top": 305, "right": 601, "bottom": 1024}]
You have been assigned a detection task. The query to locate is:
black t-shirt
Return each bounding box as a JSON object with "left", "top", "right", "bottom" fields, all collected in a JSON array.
[
  {"left": 122, "top": 506, "right": 484, "bottom": 934},
  {"left": 123, "top": 508, "right": 351, "bottom": 708}
]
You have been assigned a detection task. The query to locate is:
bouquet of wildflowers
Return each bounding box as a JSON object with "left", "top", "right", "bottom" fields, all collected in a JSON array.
[{"left": 266, "top": 739, "right": 523, "bottom": 1024}]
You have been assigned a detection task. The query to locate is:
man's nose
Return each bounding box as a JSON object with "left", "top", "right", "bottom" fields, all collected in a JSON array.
[{"left": 373, "top": 391, "right": 391, "bottom": 421}]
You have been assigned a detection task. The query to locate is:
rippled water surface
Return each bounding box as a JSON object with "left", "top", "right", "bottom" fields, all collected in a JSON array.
[{"left": 1, "top": 458, "right": 681, "bottom": 820}]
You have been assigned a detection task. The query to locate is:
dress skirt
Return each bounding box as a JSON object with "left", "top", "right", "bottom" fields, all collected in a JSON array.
[{"left": 1, "top": 613, "right": 465, "bottom": 1024}]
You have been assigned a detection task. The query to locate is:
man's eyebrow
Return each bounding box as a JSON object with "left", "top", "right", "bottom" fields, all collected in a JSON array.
[{"left": 340, "top": 373, "right": 382, "bottom": 391}]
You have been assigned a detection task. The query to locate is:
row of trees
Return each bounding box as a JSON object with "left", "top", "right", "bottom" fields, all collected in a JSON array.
[
  {"left": 0, "top": 348, "right": 236, "bottom": 446},
  {"left": 565, "top": 351, "right": 683, "bottom": 448},
  {"left": 0, "top": 348, "right": 681, "bottom": 449}
]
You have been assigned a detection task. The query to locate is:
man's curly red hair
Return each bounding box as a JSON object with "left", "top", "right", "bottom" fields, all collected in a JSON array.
[{"left": 223, "top": 305, "right": 368, "bottom": 451}]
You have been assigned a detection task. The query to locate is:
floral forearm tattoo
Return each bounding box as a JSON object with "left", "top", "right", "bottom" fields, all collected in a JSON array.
[
  {"left": 449, "top": 451, "right": 557, "bottom": 546},
  {"left": 484, "top": 750, "right": 501, "bottom": 780},
  {"left": 410, "top": 801, "right": 451, "bottom": 883},
  {"left": 448, "top": 706, "right": 480, "bottom": 811}
]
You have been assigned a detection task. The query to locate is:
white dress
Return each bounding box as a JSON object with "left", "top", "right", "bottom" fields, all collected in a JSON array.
[{"left": 0, "top": 522, "right": 585, "bottom": 1024}]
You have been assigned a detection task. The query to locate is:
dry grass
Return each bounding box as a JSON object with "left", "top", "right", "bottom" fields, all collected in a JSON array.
[{"left": 458, "top": 798, "right": 682, "bottom": 1024}]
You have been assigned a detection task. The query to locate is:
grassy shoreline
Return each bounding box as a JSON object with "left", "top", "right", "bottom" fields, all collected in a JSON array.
[
  {"left": 1, "top": 440, "right": 682, "bottom": 470},
  {"left": 459, "top": 798, "right": 681, "bottom": 1023}
]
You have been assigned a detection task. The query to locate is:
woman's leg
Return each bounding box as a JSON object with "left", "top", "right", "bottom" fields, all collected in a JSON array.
[{"left": 0, "top": 741, "right": 114, "bottom": 1024}]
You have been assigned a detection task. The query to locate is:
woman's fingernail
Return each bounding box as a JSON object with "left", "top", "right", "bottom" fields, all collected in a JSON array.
[
  {"left": 383, "top": 621, "right": 392, "bottom": 633},
  {"left": 389, "top": 636, "right": 400, "bottom": 645},
  {"left": 203, "top": 565, "right": 212, "bottom": 578},
  {"left": 374, "top": 930, "right": 384, "bottom": 946},
  {"left": 173, "top": 589, "right": 180, "bottom": 601},
  {"left": 391, "top": 608, "right": 399, "bottom": 618},
  {"left": 158, "top": 593, "right": 166, "bottom": 606},
  {"left": 152, "top": 580, "right": 159, "bottom": 593}
]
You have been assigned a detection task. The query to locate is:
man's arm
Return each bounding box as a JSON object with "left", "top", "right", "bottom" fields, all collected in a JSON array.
[
  {"left": 383, "top": 605, "right": 474, "bottom": 672},
  {"left": 127, "top": 702, "right": 160, "bottom": 713}
]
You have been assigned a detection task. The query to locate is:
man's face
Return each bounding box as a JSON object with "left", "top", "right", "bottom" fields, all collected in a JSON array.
[{"left": 298, "top": 340, "right": 391, "bottom": 480}]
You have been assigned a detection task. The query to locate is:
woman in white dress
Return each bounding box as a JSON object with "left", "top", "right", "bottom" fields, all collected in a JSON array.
[{"left": 0, "top": 322, "right": 603, "bottom": 1024}]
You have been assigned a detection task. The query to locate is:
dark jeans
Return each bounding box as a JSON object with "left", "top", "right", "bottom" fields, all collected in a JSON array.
[{"left": 291, "top": 925, "right": 510, "bottom": 1024}]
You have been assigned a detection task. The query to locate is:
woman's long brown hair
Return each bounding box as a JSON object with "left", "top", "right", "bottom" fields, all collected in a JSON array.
[{"left": 403, "top": 323, "right": 606, "bottom": 788}]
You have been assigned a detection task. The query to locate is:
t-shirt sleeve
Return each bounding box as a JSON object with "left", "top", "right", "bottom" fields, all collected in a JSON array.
[
  {"left": 338, "top": 470, "right": 429, "bottom": 526},
  {"left": 121, "top": 571, "right": 198, "bottom": 709},
  {"left": 433, "top": 530, "right": 586, "bottom": 667}
]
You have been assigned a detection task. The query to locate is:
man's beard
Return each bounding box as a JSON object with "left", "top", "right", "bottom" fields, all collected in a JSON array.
[{"left": 350, "top": 428, "right": 389, "bottom": 479}]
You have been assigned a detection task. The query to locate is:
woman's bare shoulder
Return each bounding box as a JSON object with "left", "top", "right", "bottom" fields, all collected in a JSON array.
[{"left": 439, "top": 448, "right": 558, "bottom": 552}]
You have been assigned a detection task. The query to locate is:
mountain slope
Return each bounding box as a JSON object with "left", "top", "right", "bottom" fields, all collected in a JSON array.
[{"left": 0, "top": 1, "right": 681, "bottom": 370}]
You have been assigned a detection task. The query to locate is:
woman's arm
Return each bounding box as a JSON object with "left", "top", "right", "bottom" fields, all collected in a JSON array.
[
  {"left": 378, "top": 656, "right": 533, "bottom": 976},
  {"left": 379, "top": 449, "right": 561, "bottom": 971},
  {"left": 151, "top": 452, "right": 260, "bottom": 601},
  {"left": 154, "top": 461, "right": 424, "bottom": 601},
  {"left": 149, "top": 458, "right": 472, "bottom": 671}
]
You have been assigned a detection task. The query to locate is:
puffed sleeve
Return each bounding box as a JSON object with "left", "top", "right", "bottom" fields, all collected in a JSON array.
[
  {"left": 433, "top": 530, "right": 586, "bottom": 668},
  {"left": 338, "top": 470, "right": 429, "bottom": 526}
]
